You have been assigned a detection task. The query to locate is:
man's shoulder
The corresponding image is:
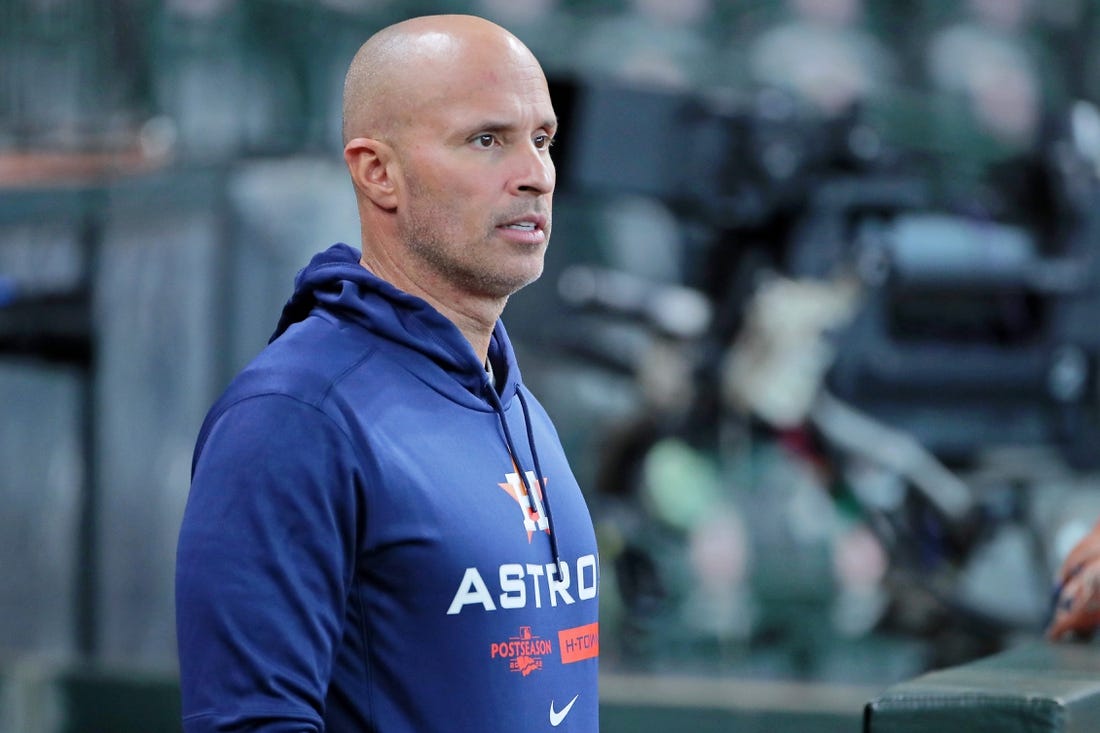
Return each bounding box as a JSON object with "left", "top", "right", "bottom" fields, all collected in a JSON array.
[
  {"left": 239, "top": 313, "right": 384, "bottom": 402},
  {"left": 192, "top": 319, "right": 376, "bottom": 444}
]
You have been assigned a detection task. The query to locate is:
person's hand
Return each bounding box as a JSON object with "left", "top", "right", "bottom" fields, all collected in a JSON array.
[{"left": 1048, "top": 522, "right": 1100, "bottom": 641}]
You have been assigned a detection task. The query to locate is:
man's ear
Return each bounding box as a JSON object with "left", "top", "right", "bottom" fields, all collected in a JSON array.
[{"left": 344, "top": 137, "right": 399, "bottom": 211}]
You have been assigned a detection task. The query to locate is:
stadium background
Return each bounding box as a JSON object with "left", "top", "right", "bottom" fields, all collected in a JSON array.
[{"left": 3, "top": 0, "right": 1100, "bottom": 730}]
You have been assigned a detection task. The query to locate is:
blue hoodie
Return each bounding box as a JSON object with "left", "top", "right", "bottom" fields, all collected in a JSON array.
[{"left": 176, "top": 244, "right": 600, "bottom": 732}]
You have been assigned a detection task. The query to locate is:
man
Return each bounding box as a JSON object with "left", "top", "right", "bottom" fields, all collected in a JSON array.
[{"left": 175, "top": 15, "right": 600, "bottom": 732}]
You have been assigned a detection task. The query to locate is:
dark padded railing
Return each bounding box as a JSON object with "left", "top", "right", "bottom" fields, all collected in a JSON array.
[{"left": 865, "top": 641, "right": 1100, "bottom": 733}]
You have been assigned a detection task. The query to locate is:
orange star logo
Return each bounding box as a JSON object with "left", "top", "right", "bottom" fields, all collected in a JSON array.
[{"left": 499, "top": 467, "right": 550, "bottom": 542}]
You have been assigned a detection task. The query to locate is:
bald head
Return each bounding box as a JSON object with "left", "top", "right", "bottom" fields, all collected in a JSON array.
[{"left": 342, "top": 14, "right": 545, "bottom": 146}]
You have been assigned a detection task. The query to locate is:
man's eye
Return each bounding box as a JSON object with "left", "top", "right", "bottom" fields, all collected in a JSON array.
[
  {"left": 534, "top": 134, "right": 555, "bottom": 150},
  {"left": 474, "top": 134, "right": 497, "bottom": 148}
]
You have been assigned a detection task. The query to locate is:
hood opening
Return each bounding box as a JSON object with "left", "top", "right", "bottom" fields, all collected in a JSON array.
[{"left": 271, "top": 244, "right": 523, "bottom": 404}]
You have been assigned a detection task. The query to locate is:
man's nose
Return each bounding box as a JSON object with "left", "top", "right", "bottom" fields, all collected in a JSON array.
[{"left": 511, "top": 144, "right": 555, "bottom": 196}]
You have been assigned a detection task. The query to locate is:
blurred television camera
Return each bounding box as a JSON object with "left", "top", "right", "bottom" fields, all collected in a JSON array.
[{"left": 548, "top": 76, "right": 1100, "bottom": 673}]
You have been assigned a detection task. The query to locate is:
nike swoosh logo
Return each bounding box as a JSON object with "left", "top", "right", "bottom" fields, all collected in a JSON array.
[{"left": 549, "top": 694, "right": 579, "bottom": 727}]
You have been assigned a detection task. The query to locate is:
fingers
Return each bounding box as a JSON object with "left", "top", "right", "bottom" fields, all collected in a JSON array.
[
  {"left": 1048, "top": 562, "right": 1100, "bottom": 641},
  {"left": 1058, "top": 522, "right": 1100, "bottom": 581},
  {"left": 1048, "top": 606, "right": 1100, "bottom": 641},
  {"left": 1060, "top": 544, "right": 1100, "bottom": 584}
]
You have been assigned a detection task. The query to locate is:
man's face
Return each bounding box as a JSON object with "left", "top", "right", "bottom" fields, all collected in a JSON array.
[{"left": 393, "top": 39, "right": 557, "bottom": 301}]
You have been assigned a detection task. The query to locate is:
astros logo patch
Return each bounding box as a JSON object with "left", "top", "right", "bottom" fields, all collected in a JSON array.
[{"left": 499, "top": 469, "right": 550, "bottom": 542}]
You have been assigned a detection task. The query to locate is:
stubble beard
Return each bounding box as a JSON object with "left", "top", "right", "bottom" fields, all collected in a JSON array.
[{"left": 401, "top": 204, "right": 547, "bottom": 301}]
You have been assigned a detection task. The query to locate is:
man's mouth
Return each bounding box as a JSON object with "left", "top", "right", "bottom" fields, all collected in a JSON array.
[{"left": 498, "top": 214, "right": 548, "bottom": 233}]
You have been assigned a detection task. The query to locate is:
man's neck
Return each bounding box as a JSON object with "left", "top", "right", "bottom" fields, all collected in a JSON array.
[{"left": 359, "top": 251, "right": 504, "bottom": 364}]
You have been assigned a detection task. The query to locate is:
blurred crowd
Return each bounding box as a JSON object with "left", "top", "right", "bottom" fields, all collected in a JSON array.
[{"left": 0, "top": 0, "right": 1095, "bottom": 170}]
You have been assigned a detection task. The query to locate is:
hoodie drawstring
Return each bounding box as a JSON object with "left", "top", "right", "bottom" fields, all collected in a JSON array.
[
  {"left": 486, "top": 384, "right": 562, "bottom": 573},
  {"left": 515, "top": 389, "right": 561, "bottom": 570}
]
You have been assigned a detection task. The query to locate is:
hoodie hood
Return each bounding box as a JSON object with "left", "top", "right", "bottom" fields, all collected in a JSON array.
[
  {"left": 270, "top": 243, "right": 521, "bottom": 405},
  {"left": 271, "top": 244, "right": 561, "bottom": 567}
]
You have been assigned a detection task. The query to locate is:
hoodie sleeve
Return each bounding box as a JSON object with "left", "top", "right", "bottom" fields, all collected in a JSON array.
[{"left": 176, "top": 393, "right": 363, "bottom": 733}]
